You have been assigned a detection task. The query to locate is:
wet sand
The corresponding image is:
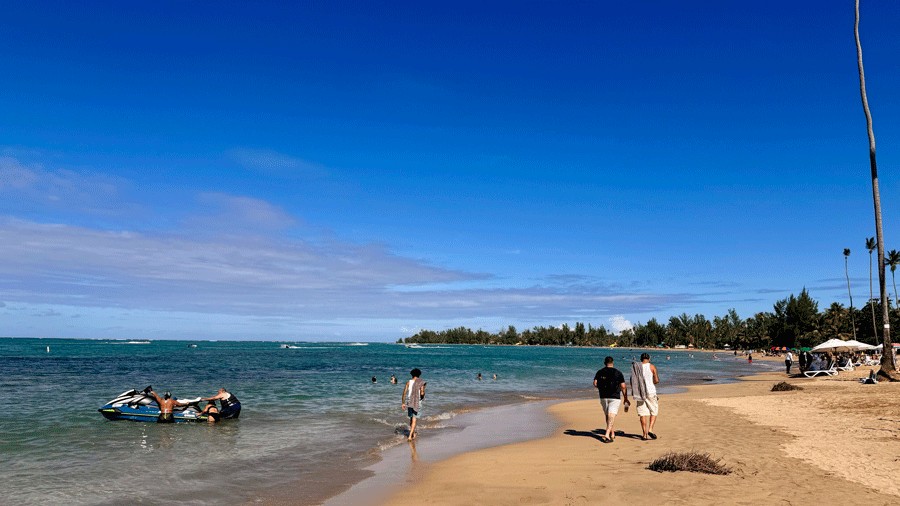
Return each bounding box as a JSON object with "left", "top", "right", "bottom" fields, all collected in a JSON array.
[{"left": 380, "top": 366, "right": 900, "bottom": 505}]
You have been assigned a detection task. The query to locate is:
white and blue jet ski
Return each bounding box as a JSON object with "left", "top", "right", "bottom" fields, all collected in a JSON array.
[{"left": 98, "top": 386, "right": 206, "bottom": 423}]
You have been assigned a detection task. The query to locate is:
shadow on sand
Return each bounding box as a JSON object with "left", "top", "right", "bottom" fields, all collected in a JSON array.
[{"left": 563, "top": 429, "right": 644, "bottom": 442}]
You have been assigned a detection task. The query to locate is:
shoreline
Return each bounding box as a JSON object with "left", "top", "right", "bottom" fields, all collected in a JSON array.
[
  {"left": 376, "top": 366, "right": 899, "bottom": 505},
  {"left": 312, "top": 356, "right": 781, "bottom": 506}
]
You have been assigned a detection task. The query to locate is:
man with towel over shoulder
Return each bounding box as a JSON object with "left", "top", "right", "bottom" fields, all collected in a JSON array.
[{"left": 630, "top": 353, "right": 660, "bottom": 441}]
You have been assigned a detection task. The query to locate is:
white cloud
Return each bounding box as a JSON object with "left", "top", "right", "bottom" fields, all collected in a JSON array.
[
  {"left": 228, "top": 148, "right": 328, "bottom": 177},
  {"left": 0, "top": 217, "right": 480, "bottom": 317},
  {"left": 608, "top": 315, "right": 634, "bottom": 334},
  {"left": 0, "top": 153, "right": 702, "bottom": 340},
  {"left": 0, "top": 155, "right": 131, "bottom": 216},
  {"left": 0, "top": 156, "right": 41, "bottom": 189},
  {"left": 184, "top": 192, "right": 298, "bottom": 233}
]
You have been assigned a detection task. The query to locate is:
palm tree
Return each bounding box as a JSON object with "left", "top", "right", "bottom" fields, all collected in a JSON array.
[
  {"left": 855, "top": 0, "right": 896, "bottom": 378},
  {"left": 887, "top": 249, "right": 900, "bottom": 307},
  {"left": 866, "top": 236, "right": 878, "bottom": 341},
  {"left": 844, "top": 248, "right": 857, "bottom": 339}
]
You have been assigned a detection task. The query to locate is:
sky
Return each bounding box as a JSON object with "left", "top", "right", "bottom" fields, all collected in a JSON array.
[{"left": 2, "top": 1, "right": 900, "bottom": 341}]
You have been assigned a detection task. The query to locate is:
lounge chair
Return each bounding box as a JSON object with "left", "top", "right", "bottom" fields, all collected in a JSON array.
[
  {"left": 803, "top": 361, "right": 838, "bottom": 378},
  {"left": 837, "top": 360, "right": 854, "bottom": 372}
]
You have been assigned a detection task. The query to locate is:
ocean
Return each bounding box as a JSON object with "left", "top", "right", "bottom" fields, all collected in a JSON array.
[{"left": 0, "top": 338, "right": 775, "bottom": 505}]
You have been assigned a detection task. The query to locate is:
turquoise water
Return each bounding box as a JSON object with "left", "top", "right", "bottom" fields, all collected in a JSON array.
[{"left": 0, "top": 338, "right": 774, "bottom": 504}]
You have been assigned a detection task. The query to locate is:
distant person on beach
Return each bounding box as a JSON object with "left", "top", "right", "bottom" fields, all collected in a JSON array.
[
  {"left": 593, "top": 356, "right": 628, "bottom": 443},
  {"left": 748, "top": 353, "right": 753, "bottom": 364},
  {"left": 199, "top": 401, "right": 220, "bottom": 424},
  {"left": 629, "top": 353, "right": 659, "bottom": 441},
  {"left": 785, "top": 351, "right": 794, "bottom": 375},
  {"left": 390, "top": 374, "right": 397, "bottom": 384},
  {"left": 201, "top": 388, "right": 241, "bottom": 419},
  {"left": 372, "top": 376, "right": 377, "bottom": 383},
  {"left": 477, "top": 373, "right": 482, "bottom": 381},
  {"left": 149, "top": 390, "right": 189, "bottom": 423},
  {"left": 492, "top": 373, "right": 497, "bottom": 380},
  {"left": 401, "top": 368, "right": 426, "bottom": 441}
]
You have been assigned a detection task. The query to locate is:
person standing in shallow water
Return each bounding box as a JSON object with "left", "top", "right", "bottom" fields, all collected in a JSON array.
[
  {"left": 201, "top": 388, "right": 241, "bottom": 419},
  {"left": 593, "top": 356, "right": 628, "bottom": 443},
  {"left": 401, "top": 368, "right": 426, "bottom": 441},
  {"left": 149, "top": 390, "right": 190, "bottom": 423}
]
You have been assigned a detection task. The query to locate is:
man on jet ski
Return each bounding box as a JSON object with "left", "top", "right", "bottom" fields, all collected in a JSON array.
[
  {"left": 148, "top": 389, "right": 190, "bottom": 423},
  {"left": 201, "top": 388, "right": 241, "bottom": 419}
]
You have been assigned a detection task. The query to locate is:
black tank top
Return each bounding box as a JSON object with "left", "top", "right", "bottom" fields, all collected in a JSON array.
[{"left": 221, "top": 392, "right": 239, "bottom": 408}]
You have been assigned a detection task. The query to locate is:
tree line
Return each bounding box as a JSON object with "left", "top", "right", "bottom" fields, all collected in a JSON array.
[{"left": 402, "top": 288, "right": 900, "bottom": 350}]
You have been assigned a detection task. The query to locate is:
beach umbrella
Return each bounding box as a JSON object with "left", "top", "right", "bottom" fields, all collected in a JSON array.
[
  {"left": 844, "top": 339, "right": 876, "bottom": 351},
  {"left": 811, "top": 338, "right": 857, "bottom": 353}
]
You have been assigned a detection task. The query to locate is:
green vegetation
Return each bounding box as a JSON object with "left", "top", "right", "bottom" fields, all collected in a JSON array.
[{"left": 402, "top": 288, "right": 900, "bottom": 349}]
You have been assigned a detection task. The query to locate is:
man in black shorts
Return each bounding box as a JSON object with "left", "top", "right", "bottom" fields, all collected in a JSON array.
[{"left": 593, "top": 356, "right": 629, "bottom": 443}]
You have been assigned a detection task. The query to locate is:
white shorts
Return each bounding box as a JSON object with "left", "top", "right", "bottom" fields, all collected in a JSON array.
[
  {"left": 636, "top": 396, "right": 659, "bottom": 416},
  {"left": 599, "top": 398, "right": 621, "bottom": 415}
]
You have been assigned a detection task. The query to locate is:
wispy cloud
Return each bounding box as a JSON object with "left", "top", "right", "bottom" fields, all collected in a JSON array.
[
  {"left": 228, "top": 148, "right": 328, "bottom": 178},
  {"left": 184, "top": 192, "right": 299, "bottom": 233},
  {"left": 0, "top": 153, "right": 711, "bottom": 338},
  {"left": 0, "top": 216, "right": 481, "bottom": 316},
  {"left": 0, "top": 155, "right": 133, "bottom": 217}
]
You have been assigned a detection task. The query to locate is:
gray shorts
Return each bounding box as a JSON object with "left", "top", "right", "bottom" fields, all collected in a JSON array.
[{"left": 407, "top": 407, "right": 420, "bottom": 418}]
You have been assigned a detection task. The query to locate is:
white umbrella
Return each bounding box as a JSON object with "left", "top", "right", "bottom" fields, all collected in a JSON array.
[
  {"left": 811, "top": 338, "right": 856, "bottom": 353},
  {"left": 844, "top": 339, "right": 877, "bottom": 351}
]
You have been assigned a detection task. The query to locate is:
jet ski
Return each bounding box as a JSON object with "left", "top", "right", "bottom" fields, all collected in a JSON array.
[{"left": 98, "top": 386, "right": 207, "bottom": 423}]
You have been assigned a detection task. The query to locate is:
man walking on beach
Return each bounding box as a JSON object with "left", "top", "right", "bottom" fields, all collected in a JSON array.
[
  {"left": 401, "top": 368, "right": 426, "bottom": 441},
  {"left": 630, "top": 353, "right": 659, "bottom": 441},
  {"left": 593, "top": 356, "right": 628, "bottom": 443},
  {"left": 785, "top": 350, "right": 794, "bottom": 375}
]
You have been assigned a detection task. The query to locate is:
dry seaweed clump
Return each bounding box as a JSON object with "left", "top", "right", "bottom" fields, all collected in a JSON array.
[
  {"left": 648, "top": 452, "right": 732, "bottom": 475},
  {"left": 771, "top": 381, "right": 803, "bottom": 392}
]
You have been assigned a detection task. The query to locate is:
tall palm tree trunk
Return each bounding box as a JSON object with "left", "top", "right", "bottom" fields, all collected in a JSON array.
[
  {"left": 855, "top": 0, "right": 897, "bottom": 378},
  {"left": 893, "top": 267, "right": 898, "bottom": 308},
  {"left": 844, "top": 249, "right": 857, "bottom": 339},
  {"left": 867, "top": 237, "right": 878, "bottom": 342}
]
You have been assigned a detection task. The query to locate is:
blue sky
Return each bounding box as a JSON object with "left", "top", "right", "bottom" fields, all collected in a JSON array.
[{"left": 2, "top": 1, "right": 900, "bottom": 340}]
